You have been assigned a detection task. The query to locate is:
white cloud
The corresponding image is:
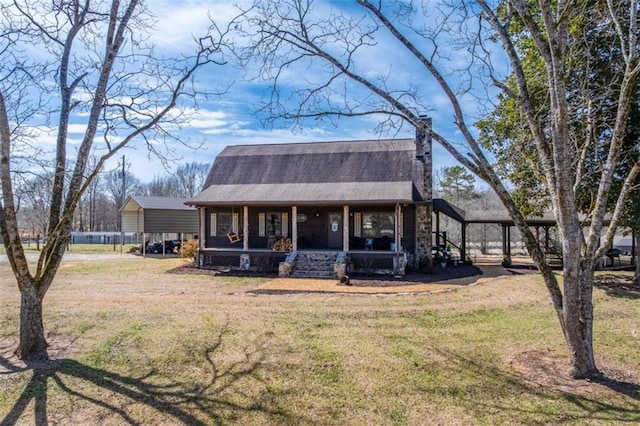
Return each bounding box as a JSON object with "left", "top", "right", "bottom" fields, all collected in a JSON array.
[{"left": 148, "top": 0, "right": 251, "bottom": 53}]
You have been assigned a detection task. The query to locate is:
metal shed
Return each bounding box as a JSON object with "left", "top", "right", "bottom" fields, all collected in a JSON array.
[{"left": 121, "top": 195, "right": 198, "bottom": 255}]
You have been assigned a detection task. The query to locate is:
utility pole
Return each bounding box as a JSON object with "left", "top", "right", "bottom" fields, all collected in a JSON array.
[{"left": 120, "top": 155, "right": 125, "bottom": 253}]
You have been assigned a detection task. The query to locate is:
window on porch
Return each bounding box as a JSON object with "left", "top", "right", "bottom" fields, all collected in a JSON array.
[
  {"left": 209, "top": 212, "right": 240, "bottom": 237},
  {"left": 259, "top": 212, "right": 289, "bottom": 237},
  {"left": 362, "top": 212, "right": 394, "bottom": 238}
]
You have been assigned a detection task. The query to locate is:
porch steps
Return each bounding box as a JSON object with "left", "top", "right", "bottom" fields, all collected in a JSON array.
[{"left": 291, "top": 251, "right": 339, "bottom": 278}]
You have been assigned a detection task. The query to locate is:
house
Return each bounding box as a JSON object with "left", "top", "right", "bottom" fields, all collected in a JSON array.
[{"left": 185, "top": 122, "right": 435, "bottom": 277}]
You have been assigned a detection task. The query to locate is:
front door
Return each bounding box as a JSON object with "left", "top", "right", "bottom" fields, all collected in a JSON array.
[{"left": 327, "top": 212, "right": 342, "bottom": 249}]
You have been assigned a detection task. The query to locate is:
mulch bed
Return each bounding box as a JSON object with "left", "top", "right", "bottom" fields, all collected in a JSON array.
[
  {"left": 344, "top": 264, "right": 483, "bottom": 287},
  {"left": 168, "top": 263, "right": 487, "bottom": 287},
  {"left": 594, "top": 274, "right": 640, "bottom": 298}
]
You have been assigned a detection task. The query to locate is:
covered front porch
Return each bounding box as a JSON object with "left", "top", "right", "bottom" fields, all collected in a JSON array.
[{"left": 196, "top": 203, "right": 415, "bottom": 276}]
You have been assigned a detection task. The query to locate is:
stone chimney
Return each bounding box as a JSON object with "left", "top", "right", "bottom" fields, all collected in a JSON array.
[{"left": 415, "top": 116, "right": 433, "bottom": 268}]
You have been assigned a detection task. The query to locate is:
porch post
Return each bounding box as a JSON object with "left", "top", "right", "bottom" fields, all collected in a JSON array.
[
  {"left": 399, "top": 204, "right": 404, "bottom": 251},
  {"left": 199, "top": 207, "right": 205, "bottom": 251},
  {"left": 343, "top": 205, "right": 349, "bottom": 252},
  {"left": 243, "top": 205, "right": 249, "bottom": 251},
  {"left": 394, "top": 203, "right": 401, "bottom": 253},
  {"left": 292, "top": 205, "right": 298, "bottom": 251}
]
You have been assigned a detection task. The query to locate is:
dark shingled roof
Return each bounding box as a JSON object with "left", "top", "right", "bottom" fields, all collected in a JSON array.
[{"left": 187, "top": 139, "right": 426, "bottom": 206}]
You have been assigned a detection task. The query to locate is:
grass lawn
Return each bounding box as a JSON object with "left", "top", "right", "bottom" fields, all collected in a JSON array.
[{"left": 0, "top": 254, "right": 639, "bottom": 425}]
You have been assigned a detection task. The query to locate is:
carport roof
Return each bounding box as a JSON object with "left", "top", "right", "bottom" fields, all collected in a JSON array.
[
  {"left": 435, "top": 199, "right": 611, "bottom": 227},
  {"left": 121, "top": 195, "right": 196, "bottom": 212}
]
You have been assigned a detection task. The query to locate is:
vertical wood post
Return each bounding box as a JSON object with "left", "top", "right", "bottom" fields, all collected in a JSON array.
[
  {"left": 199, "top": 207, "right": 205, "bottom": 251},
  {"left": 394, "top": 203, "right": 401, "bottom": 253},
  {"left": 343, "top": 205, "right": 349, "bottom": 252},
  {"left": 502, "top": 224, "right": 507, "bottom": 256},
  {"left": 243, "top": 205, "right": 249, "bottom": 251},
  {"left": 292, "top": 205, "right": 298, "bottom": 251},
  {"left": 461, "top": 222, "right": 467, "bottom": 262}
]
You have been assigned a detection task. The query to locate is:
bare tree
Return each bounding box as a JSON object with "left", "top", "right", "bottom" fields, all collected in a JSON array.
[
  {"left": 105, "top": 169, "right": 141, "bottom": 210},
  {"left": 238, "top": 0, "right": 640, "bottom": 378},
  {"left": 143, "top": 174, "right": 179, "bottom": 197},
  {"left": 14, "top": 174, "right": 54, "bottom": 238},
  {"left": 0, "top": 0, "right": 234, "bottom": 360},
  {"left": 169, "top": 161, "right": 210, "bottom": 198}
]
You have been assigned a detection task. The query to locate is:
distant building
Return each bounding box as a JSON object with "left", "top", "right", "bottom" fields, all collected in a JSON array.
[
  {"left": 70, "top": 231, "right": 137, "bottom": 245},
  {"left": 613, "top": 234, "right": 634, "bottom": 254}
]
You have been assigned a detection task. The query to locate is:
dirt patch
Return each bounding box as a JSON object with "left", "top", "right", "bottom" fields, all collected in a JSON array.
[
  {"left": 0, "top": 334, "right": 81, "bottom": 373},
  {"left": 510, "top": 349, "right": 640, "bottom": 398}
]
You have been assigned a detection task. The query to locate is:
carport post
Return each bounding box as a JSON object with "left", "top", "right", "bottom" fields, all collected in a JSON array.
[
  {"left": 632, "top": 229, "right": 636, "bottom": 266},
  {"left": 502, "top": 225, "right": 507, "bottom": 256},
  {"left": 142, "top": 233, "right": 146, "bottom": 257},
  {"left": 162, "top": 233, "right": 166, "bottom": 256},
  {"left": 461, "top": 222, "right": 467, "bottom": 262}
]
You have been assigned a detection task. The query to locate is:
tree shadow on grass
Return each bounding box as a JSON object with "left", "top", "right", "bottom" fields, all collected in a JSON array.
[
  {"left": 594, "top": 273, "right": 640, "bottom": 300},
  {"left": 0, "top": 328, "right": 295, "bottom": 425},
  {"left": 428, "top": 347, "right": 640, "bottom": 423}
]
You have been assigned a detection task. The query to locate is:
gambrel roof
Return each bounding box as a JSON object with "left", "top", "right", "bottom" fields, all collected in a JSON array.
[{"left": 186, "top": 139, "right": 427, "bottom": 206}]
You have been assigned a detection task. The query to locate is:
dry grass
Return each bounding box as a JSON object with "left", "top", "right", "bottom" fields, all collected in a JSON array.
[{"left": 0, "top": 255, "right": 639, "bottom": 425}]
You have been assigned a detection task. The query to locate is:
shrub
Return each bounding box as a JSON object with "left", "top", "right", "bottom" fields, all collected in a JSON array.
[{"left": 179, "top": 239, "right": 198, "bottom": 261}]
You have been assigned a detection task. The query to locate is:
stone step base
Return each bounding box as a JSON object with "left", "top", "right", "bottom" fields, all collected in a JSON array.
[{"left": 291, "top": 251, "right": 339, "bottom": 278}]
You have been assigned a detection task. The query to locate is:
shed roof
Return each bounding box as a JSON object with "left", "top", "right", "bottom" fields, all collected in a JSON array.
[{"left": 188, "top": 139, "right": 426, "bottom": 206}]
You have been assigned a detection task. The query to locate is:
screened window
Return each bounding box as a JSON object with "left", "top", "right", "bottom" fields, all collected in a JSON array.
[
  {"left": 217, "top": 213, "right": 233, "bottom": 236},
  {"left": 266, "top": 212, "right": 282, "bottom": 236},
  {"left": 361, "top": 212, "right": 394, "bottom": 238}
]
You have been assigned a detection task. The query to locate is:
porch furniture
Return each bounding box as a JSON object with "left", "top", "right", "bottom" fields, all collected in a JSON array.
[
  {"left": 605, "top": 248, "right": 621, "bottom": 266},
  {"left": 227, "top": 232, "right": 243, "bottom": 243}
]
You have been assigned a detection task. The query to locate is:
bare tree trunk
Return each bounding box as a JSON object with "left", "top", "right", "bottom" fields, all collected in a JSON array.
[
  {"left": 562, "top": 262, "right": 597, "bottom": 378},
  {"left": 15, "top": 283, "right": 48, "bottom": 360}
]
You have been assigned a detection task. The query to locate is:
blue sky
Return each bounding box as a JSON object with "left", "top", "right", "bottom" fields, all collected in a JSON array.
[{"left": 97, "top": 0, "right": 492, "bottom": 185}]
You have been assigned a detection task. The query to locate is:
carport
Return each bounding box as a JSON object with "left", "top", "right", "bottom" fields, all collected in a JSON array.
[
  {"left": 433, "top": 200, "right": 635, "bottom": 267},
  {"left": 120, "top": 195, "right": 198, "bottom": 256}
]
